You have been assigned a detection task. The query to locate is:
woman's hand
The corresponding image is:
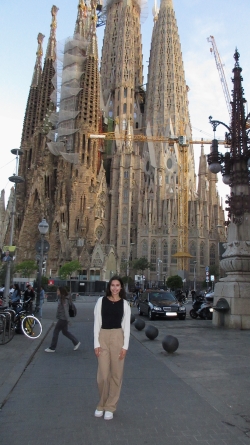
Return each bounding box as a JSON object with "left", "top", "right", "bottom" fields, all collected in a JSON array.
[
  {"left": 119, "top": 348, "right": 127, "bottom": 360},
  {"left": 94, "top": 347, "right": 101, "bottom": 357}
]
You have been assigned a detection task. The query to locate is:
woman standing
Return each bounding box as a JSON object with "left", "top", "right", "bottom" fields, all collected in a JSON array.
[
  {"left": 45, "top": 287, "right": 80, "bottom": 353},
  {"left": 94, "top": 276, "right": 131, "bottom": 420}
]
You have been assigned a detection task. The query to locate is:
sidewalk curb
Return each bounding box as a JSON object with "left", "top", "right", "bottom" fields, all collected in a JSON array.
[{"left": 0, "top": 320, "right": 53, "bottom": 409}]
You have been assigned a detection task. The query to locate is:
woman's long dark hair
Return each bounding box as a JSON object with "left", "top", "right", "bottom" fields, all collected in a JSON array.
[
  {"left": 106, "top": 276, "right": 126, "bottom": 300},
  {"left": 58, "top": 286, "right": 68, "bottom": 303},
  {"left": 14, "top": 283, "right": 21, "bottom": 297}
]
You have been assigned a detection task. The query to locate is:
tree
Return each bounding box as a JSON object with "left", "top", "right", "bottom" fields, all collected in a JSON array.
[
  {"left": 59, "top": 260, "right": 81, "bottom": 293},
  {"left": 132, "top": 257, "right": 152, "bottom": 275},
  {"left": 15, "top": 260, "right": 37, "bottom": 279},
  {"left": 166, "top": 275, "right": 183, "bottom": 290}
]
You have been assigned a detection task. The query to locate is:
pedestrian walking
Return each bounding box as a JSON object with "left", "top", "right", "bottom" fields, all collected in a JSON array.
[
  {"left": 45, "top": 287, "right": 80, "bottom": 353},
  {"left": 94, "top": 276, "right": 131, "bottom": 420},
  {"left": 191, "top": 289, "right": 196, "bottom": 302}
]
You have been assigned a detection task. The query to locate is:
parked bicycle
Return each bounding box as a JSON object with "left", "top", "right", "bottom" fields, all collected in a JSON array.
[{"left": 0, "top": 298, "right": 42, "bottom": 345}]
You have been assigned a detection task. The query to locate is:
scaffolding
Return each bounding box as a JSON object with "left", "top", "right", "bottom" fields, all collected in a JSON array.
[{"left": 47, "top": 34, "right": 88, "bottom": 164}]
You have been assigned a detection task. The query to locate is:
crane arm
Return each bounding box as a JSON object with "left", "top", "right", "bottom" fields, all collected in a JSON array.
[
  {"left": 89, "top": 133, "right": 225, "bottom": 145},
  {"left": 207, "top": 35, "right": 231, "bottom": 117}
]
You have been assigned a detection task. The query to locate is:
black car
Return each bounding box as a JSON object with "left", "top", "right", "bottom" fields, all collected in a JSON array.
[{"left": 138, "top": 290, "right": 186, "bottom": 320}]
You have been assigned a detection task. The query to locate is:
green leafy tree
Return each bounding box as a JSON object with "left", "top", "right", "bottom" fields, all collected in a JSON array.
[
  {"left": 15, "top": 260, "right": 37, "bottom": 279},
  {"left": 166, "top": 275, "right": 183, "bottom": 291},
  {"left": 0, "top": 263, "right": 7, "bottom": 284},
  {"left": 59, "top": 260, "right": 81, "bottom": 293},
  {"left": 132, "top": 257, "right": 152, "bottom": 275}
]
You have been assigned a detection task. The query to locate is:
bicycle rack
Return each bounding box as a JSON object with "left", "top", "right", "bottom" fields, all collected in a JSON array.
[{"left": 0, "top": 310, "right": 15, "bottom": 344}]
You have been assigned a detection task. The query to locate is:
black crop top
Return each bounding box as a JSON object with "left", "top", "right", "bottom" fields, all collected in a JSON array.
[{"left": 101, "top": 296, "right": 124, "bottom": 329}]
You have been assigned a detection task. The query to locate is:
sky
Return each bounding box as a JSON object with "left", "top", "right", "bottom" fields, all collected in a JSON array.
[{"left": 0, "top": 0, "right": 249, "bottom": 208}]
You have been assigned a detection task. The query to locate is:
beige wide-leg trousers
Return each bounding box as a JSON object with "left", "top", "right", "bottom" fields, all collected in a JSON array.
[{"left": 97, "top": 328, "right": 125, "bottom": 413}]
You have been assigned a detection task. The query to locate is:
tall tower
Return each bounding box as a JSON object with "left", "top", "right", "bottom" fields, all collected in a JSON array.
[
  {"left": 47, "top": 0, "right": 108, "bottom": 277},
  {"left": 136, "top": 0, "right": 197, "bottom": 278},
  {"left": 100, "top": 0, "right": 145, "bottom": 270},
  {"left": 14, "top": 6, "right": 58, "bottom": 261},
  {"left": 100, "top": 0, "right": 144, "bottom": 130}
]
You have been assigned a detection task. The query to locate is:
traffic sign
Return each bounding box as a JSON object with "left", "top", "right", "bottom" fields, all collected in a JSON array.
[
  {"left": 35, "top": 240, "right": 50, "bottom": 254},
  {"left": 205, "top": 266, "right": 209, "bottom": 272}
]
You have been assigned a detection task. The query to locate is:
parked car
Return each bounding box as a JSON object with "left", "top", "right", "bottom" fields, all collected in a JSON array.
[{"left": 137, "top": 290, "right": 186, "bottom": 320}]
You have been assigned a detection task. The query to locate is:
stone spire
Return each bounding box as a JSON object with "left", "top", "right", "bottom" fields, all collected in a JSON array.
[
  {"left": 100, "top": 0, "right": 144, "bottom": 132},
  {"left": 37, "top": 5, "right": 58, "bottom": 128},
  {"left": 21, "top": 33, "right": 44, "bottom": 145},
  {"left": 145, "top": 0, "right": 190, "bottom": 137},
  {"left": 74, "top": 0, "right": 89, "bottom": 38}
]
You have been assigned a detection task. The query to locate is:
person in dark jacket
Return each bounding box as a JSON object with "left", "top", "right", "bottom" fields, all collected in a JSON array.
[
  {"left": 45, "top": 287, "right": 80, "bottom": 353},
  {"left": 23, "top": 284, "right": 35, "bottom": 313}
]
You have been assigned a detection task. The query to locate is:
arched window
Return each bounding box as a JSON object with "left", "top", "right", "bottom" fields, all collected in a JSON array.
[
  {"left": 123, "top": 188, "right": 129, "bottom": 203},
  {"left": 210, "top": 244, "right": 216, "bottom": 265},
  {"left": 122, "top": 207, "right": 128, "bottom": 225},
  {"left": 122, "top": 229, "right": 127, "bottom": 246},
  {"left": 163, "top": 241, "right": 168, "bottom": 272},
  {"left": 189, "top": 241, "right": 196, "bottom": 272},
  {"left": 124, "top": 170, "right": 129, "bottom": 178},
  {"left": 142, "top": 240, "right": 148, "bottom": 258},
  {"left": 171, "top": 240, "right": 177, "bottom": 264},
  {"left": 151, "top": 240, "right": 157, "bottom": 271},
  {"left": 200, "top": 242, "right": 205, "bottom": 266}
]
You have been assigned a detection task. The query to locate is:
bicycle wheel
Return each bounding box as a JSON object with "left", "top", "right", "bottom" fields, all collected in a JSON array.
[{"left": 21, "top": 315, "right": 42, "bottom": 339}]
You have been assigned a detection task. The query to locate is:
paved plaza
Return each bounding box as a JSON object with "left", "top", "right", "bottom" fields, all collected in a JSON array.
[{"left": 0, "top": 300, "right": 250, "bottom": 445}]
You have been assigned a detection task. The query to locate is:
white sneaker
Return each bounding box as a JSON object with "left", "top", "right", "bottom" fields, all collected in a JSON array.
[
  {"left": 94, "top": 409, "right": 103, "bottom": 417},
  {"left": 104, "top": 411, "right": 113, "bottom": 420},
  {"left": 45, "top": 348, "right": 55, "bottom": 353},
  {"left": 74, "top": 342, "right": 81, "bottom": 351}
]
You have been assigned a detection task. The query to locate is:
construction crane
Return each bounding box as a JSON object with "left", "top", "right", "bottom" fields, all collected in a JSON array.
[
  {"left": 207, "top": 35, "right": 231, "bottom": 117},
  {"left": 89, "top": 132, "right": 225, "bottom": 144},
  {"left": 208, "top": 36, "right": 250, "bottom": 128}
]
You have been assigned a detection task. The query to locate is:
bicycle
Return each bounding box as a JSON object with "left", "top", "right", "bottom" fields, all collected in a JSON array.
[{"left": 0, "top": 299, "right": 42, "bottom": 345}]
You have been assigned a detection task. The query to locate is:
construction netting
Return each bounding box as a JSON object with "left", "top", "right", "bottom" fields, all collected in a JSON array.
[{"left": 47, "top": 33, "right": 88, "bottom": 163}]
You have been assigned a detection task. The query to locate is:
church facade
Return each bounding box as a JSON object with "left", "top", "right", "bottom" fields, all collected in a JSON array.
[{"left": 1, "top": 0, "right": 226, "bottom": 286}]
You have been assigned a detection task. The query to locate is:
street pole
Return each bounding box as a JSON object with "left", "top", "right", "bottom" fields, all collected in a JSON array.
[
  {"left": 36, "top": 218, "right": 49, "bottom": 310},
  {"left": 3, "top": 148, "right": 24, "bottom": 304},
  {"left": 125, "top": 242, "right": 135, "bottom": 292},
  {"left": 193, "top": 261, "right": 197, "bottom": 292},
  {"left": 37, "top": 235, "right": 44, "bottom": 310}
]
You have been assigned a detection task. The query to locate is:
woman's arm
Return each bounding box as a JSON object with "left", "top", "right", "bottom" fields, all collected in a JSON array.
[
  {"left": 121, "top": 300, "right": 131, "bottom": 350},
  {"left": 94, "top": 297, "right": 103, "bottom": 349}
]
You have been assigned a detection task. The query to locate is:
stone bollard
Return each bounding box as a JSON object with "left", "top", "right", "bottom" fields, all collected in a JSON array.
[
  {"left": 145, "top": 325, "right": 159, "bottom": 340},
  {"left": 162, "top": 335, "right": 179, "bottom": 353}
]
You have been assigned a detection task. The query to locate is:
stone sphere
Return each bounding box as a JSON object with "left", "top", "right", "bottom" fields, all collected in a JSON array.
[
  {"left": 130, "top": 314, "right": 136, "bottom": 324},
  {"left": 134, "top": 318, "right": 145, "bottom": 331},
  {"left": 145, "top": 325, "right": 159, "bottom": 340},
  {"left": 162, "top": 335, "right": 179, "bottom": 353}
]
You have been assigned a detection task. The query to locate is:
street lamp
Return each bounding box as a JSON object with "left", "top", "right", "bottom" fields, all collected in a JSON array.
[
  {"left": 207, "top": 50, "right": 250, "bottom": 328},
  {"left": 157, "top": 258, "right": 162, "bottom": 287},
  {"left": 193, "top": 261, "right": 197, "bottom": 292},
  {"left": 125, "top": 243, "right": 135, "bottom": 292},
  {"left": 3, "top": 148, "right": 24, "bottom": 303},
  {"left": 36, "top": 218, "right": 49, "bottom": 310}
]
